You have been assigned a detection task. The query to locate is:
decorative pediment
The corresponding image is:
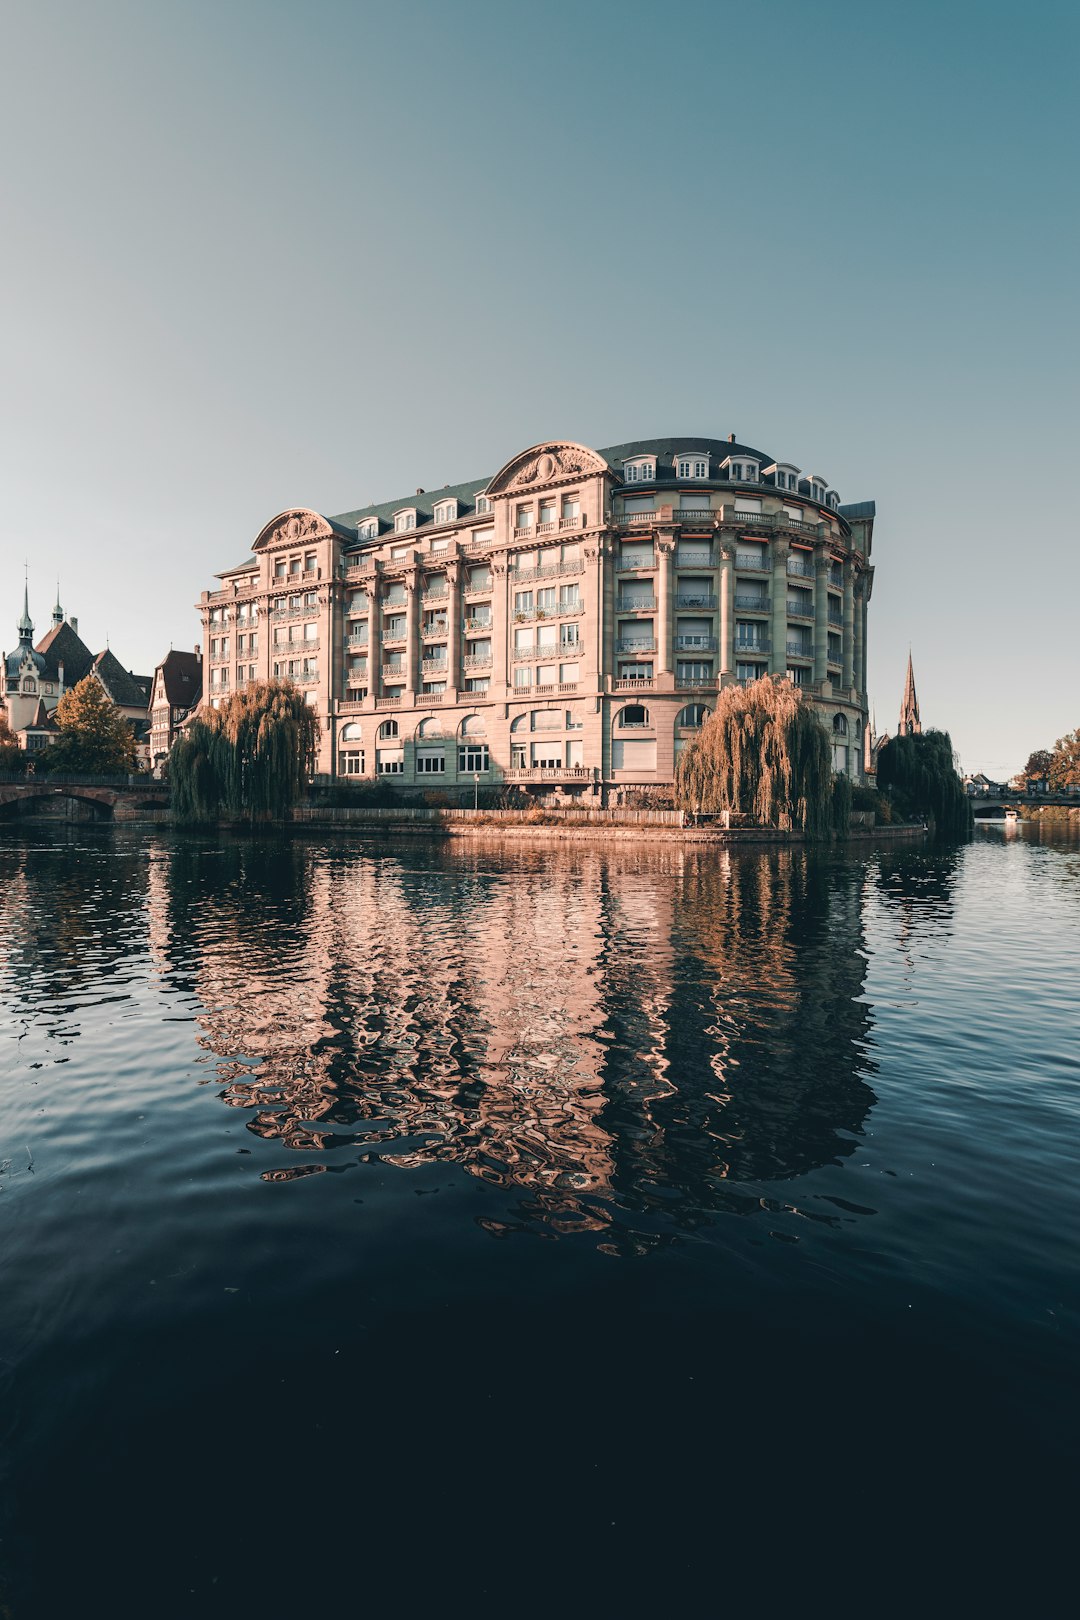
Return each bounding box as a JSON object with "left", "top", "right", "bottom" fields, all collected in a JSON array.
[
  {"left": 253, "top": 509, "right": 334, "bottom": 552},
  {"left": 487, "top": 441, "right": 610, "bottom": 495}
]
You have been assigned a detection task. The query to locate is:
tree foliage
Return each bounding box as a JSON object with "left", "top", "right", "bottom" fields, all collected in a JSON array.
[
  {"left": 1023, "top": 748, "right": 1053, "bottom": 780},
  {"left": 169, "top": 681, "right": 318, "bottom": 824},
  {"left": 674, "top": 677, "right": 834, "bottom": 837},
  {"left": 0, "top": 711, "right": 24, "bottom": 772},
  {"left": 1049, "top": 730, "right": 1080, "bottom": 790},
  {"left": 875, "top": 729, "right": 972, "bottom": 837},
  {"left": 42, "top": 677, "right": 137, "bottom": 776}
]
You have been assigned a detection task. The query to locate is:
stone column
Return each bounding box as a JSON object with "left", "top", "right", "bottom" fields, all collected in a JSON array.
[
  {"left": 718, "top": 542, "right": 734, "bottom": 682},
  {"left": 859, "top": 581, "right": 870, "bottom": 702},
  {"left": 813, "top": 545, "right": 830, "bottom": 686},
  {"left": 842, "top": 559, "right": 855, "bottom": 692},
  {"left": 770, "top": 538, "right": 789, "bottom": 676},
  {"left": 405, "top": 564, "right": 421, "bottom": 700},
  {"left": 367, "top": 571, "right": 379, "bottom": 702},
  {"left": 446, "top": 559, "right": 462, "bottom": 700},
  {"left": 656, "top": 531, "right": 675, "bottom": 682}
]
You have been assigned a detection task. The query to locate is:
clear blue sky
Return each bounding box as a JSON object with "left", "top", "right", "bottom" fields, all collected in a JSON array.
[{"left": 2, "top": 0, "right": 1077, "bottom": 775}]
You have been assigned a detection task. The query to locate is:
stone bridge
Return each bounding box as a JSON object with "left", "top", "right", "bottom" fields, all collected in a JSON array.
[
  {"left": 0, "top": 776, "right": 170, "bottom": 821},
  {"left": 970, "top": 792, "right": 1079, "bottom": 818}
]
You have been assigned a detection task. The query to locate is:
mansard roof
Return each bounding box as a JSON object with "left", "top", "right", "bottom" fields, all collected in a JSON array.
[
  {"left": 333, "top": 476, "right": 491, "bottom": 537},
  {"left": 156, "top": 649, "right": 203, "bottom": 708},
  {"left": 34, "top": 621, "right": 94, "bottom": 684}
]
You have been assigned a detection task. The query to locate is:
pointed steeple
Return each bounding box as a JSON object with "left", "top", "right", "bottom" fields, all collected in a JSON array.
[
  {"left": 53, "top": 583, "right": 64, "bottom": 628},
  {"left": 898, "top": 652, "right": 921, "bottom": 736},
  {"left": 17, "top": 581, "right": 33, "bottom": 641}
]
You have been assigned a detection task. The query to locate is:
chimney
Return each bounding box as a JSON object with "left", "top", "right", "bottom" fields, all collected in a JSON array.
[
  {"left": 728, "top": 433, "right": 736, "bottom": 443},
  {"left": 415, "top": 487, "right": 425, "bottom": 495},
  {"left": 70, "top": 616, "right": 78, "bottom": 635},
  {"left": 195, "top": 645, "right": 202, "bottom": 658}
]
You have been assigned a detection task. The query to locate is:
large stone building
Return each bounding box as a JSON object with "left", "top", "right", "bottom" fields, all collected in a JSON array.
[{"left": 197, "top": 435, "right": 875, "bottom": 796}]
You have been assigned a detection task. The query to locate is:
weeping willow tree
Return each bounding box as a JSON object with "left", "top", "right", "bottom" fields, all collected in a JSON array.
[
  {"left": 875, "top": 729, "right": 972, "bottom": 838},
  {"left": 675, "top": 677, "right": 834, "bottom": 838},
  {"left": 169, "top": 681, "right": 318, "bottom": 825}
]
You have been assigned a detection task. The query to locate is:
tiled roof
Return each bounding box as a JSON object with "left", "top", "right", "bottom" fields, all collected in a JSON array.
[
  {"left": 156, "top": 649, "right": 203, "bottom": 708},
  {"left": 93, "top": 648, "right": 151, "bottom": 711},
  {"left": 35, "top": 621, "right": 94, "bottom": 685}
]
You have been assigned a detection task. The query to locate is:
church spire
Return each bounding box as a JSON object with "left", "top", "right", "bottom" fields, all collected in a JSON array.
[
  {"left": 53, "top": 582, "right": 64, "bottom": 627},
  {"left": 898, "top": 652, "right": 921, "bottom": 736},
  {"left": 18, "top": 579, "right": 33, "bottom": 641}
]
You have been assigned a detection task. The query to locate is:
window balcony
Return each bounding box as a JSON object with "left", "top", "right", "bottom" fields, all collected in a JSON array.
[
  {"left": 615, "top": 637, "right": 658, "bottom": 654},
  {"left": 676, "top": 510, "right": 716, "bottom": 527},
  {"left": 463, "top": 584, "right": 492, "bottom": 601},
  {"left": 676, "top": 552, "right": 718, "bottom": 568},
  {"left": 828, "top": 612, "right": 843, "bottom": 628},
  {"left": 380, "top": 632, "right": 407, "bottom": 647},
  {"left": 786, "top": 642, "right": 813, "bottom": 659},
  {"left": 786, "top": 604, "right": 815, "bottom": 622},
  {"left": 618, "top": 595, "right": 658, "bottom": 612},
  {"left": 613, "top": 677, "right": 655, "bottom": 691},
  {"left": 676, "top": 675, "right": 718, "bottom": 690},
  {"left": 559, "top": 515, "right": 584, "bottom": 530},
  {"left": 422, "top": 620, "right": 449, "bottom": 637},
  {"left": 421, "top": 587, "right": 448, "bottom": 603},
  {"left": 345, "top": 632, "right": 369, "bottom": 647},
  {"left": 786, "top": 558, "right": 814, "bottom": 578},
  {"left": 536, "top": 520, "right": 557, "bottom": 535},
  {"left": 734, "top": 594, "right": 768, "bottom": 611},
  {"left": 465, "top": 616, "right": 492, "bottom": 632},
  {"left": 512, "top": 560, "right": 585, "bottom": 582},
  {"left": 382, "top": 664, "right": 405, "bottom": 681},
  {"left": 675, "top": 635, "right": 717, "bottom": 651},
  {"left": 464, "top": 653, "right": 492, "bottom": 670},
  {"left": 619, "top": 510, "right": 658, "bottom": 526},
  {"left": 375, "top": 696, "right": 402, "bottom": 709},
  {"left": 505, "top": 766, "right": 594, "bottom": 782},
  {"left": 616, "top": 552, "right": 657, "bottom": 571},
  {"left": 734, "top": 553, "right": 770, "bottom": 572},
  {"left": 421, "top": 658, "right": 448, "bottom": 675},
  {"left": 736, "top": 639, "right": 770, "bottom": 655},
  {"left": 675, "top": 594, "right": 717, "bottom": 610}
]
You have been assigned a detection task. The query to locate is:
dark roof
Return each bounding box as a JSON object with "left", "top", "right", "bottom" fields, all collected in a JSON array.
[
  {"left": 216, "top": 558, "right": 260, "bottom": 579},
  {"left": 92, "top": 648, "right": 151, "bottom": 710},
  {"left": 332, "top": 475, "right": 492, "bottom": 539},
  {"left": 35, "top": 621, "right": 94, "bottom": 685},
  {"left": 838, "top": 500, "right": 875, "bottom": 519},
  {"left": 156, "top": 649, "right": 203, "bottom": 708},
  {"left": 24, "top": 698, "right": 59, "bottom": 732}
]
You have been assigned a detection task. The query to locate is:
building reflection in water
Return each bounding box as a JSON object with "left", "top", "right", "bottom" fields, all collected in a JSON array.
[{"left": 146, "top": 836, "right": 890, "bottom": 1251}]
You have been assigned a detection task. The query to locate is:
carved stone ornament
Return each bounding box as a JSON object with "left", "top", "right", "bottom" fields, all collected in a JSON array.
[
  {"left": 253, "top": 509, "right": 334, "bottom": 552},
  {"left": 487, "top": 441, "right": 610, "bottom": 495}
]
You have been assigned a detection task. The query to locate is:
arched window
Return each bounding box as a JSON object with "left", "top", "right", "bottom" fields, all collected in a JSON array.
[
  {"left": 22, "top": 678, "right": 36, "bottom": 694},
  {"left": 460, "top": 713, "right": 486, "bottom": 737},
  {"left": 509, "top": 713, "right": 528, "bottom": 733},
  {"left": 617, "top": 704, "right": 650, "bottom": 729},
  {"left": 675, "top": 704, "right": 710, "bottom": 729},
  {"left": 341, "top": 722, "right": 362, "bottom": 741},
  {"left": 418, "top": 716, "right": 443, "bottom": 738},
  {"left": 378, "top": 719, "right": 399, "bottom": 739},
  {"left": 833, "top": 713, "right": 848, "bottom": 735}
]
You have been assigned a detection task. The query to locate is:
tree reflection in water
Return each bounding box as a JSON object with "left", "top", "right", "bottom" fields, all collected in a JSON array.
[{"left": 147, "top": 835, "right": 892, "bottom": 1251}]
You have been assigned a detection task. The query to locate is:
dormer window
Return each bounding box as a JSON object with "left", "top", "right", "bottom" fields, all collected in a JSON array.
[
  {"left": 827, "top": 491, "right": 840, "bottom": 510},
  {"left": 433, "top": 499, "right": 458, "bottom": 525},
  {"left": 474, "top": 495, "right": 491, "bottom": 515},
  {"left": 722, "top": 455, "right": 760, "bottom": 483},
  {"left": 676, "top": 454, "right": 709, "bottom": 479},
  {"left": 804, "top": 477, "right": 827, "bottom": 505},
  {"left": 764, "top": 463, "right": 801, "bottom": 493},
  {"left": 393, "top": 509, "right": 417, "bottom": 533},
  {"left": 623, "top": 457, "right": 656, "bottom": 483},
  {"left": 358, "top": 519, "right": 378, "bottom": 539}
]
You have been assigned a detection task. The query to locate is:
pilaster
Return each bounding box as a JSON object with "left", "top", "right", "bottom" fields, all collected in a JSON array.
[
  {"left": 719, "top": 542, "right": 734, "bottom": 680},
  {"left": 813, "top": 544, "right": 830, "bottom": 685},
  {"left": 770, "top": 537, "right": 789, "bottom": 677},
  {"left": 842, "top": 559, "right": 855, "bottom": 691}
]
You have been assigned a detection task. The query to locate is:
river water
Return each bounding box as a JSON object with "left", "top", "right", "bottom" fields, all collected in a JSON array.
[{"left": 1, "top": 823, "right": 1078, "bottom": 1613}]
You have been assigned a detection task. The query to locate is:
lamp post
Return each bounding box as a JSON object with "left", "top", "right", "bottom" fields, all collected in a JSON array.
[{"left": 474, "top": 773, "right": 480, "bottom": 812}]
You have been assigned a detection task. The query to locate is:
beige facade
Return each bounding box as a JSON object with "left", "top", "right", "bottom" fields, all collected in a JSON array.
[{"left": 197, "top": 436, "right": 875, "bottom": 796}]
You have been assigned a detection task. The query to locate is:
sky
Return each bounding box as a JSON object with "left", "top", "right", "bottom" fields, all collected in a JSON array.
[{"left": 2, "top": 0, "right": 1077, "bottom": 777}]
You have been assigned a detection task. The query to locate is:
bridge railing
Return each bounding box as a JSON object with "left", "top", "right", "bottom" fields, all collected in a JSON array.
[{"left": 0, "top": 772, "right": 168, "bottom": 790}]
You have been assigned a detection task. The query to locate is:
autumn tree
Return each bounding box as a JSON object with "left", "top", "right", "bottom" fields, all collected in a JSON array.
[
  {"left": 1023, "top": 749, "right": 1053, "bottom": 780},
  {"left": 1049, "top": 730, "right": 1080, "bottom": 791},
  {"left": 42, "top": 677, "right": 137, "bottom": 776},
  {"left": 674, "top": 676, "right": 834, "bottom": 837},
  {"left": 170, "top": 680, "right": 318, "bottom": 824}
]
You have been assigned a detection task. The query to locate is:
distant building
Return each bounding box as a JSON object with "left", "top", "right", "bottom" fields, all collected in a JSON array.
[
  {"left": 898, "top": 653, "right": 921, "bottom": 736},
  {"left": 2, "top": 588, "right": 152, "bottom": 757},
  {"left": 198, "top": 434, "right": 876, "bottom": 794},
  {"left": 149, "top": 649, "right": 203, "bottom": 768}
]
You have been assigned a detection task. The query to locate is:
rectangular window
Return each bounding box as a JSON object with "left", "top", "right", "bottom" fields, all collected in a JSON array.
[
  {"left": 531, "top": 741, "right": 563, "bottom": 767},
  {"left": 422, "top": 681, "right": 447, "bottom": 695},
  {"left": 514, "top": 591, "right": 533, "bottom": 615},
  {"left": 513, "top": 667, "right": 532, "bottom": 688},
  {"left": 560, "top": 542, "right": 580, "bottom": 565},
  {"left": 511, "top": 743, "right": 527, "bottom": 769},
  {"left": 559, "top": 662, "right": 579, "bottom": 683},
  {"left": 304, "top": 553, "right": 316, "bottom": 572},
  {"left": 677, "top": 661, "right": 713, "bottom": 683},
  {"left": 567, "top": 739, "right": 584, "bottom": 768},
  {"left": 558, "top": 584, "right": 581, "bottom": 610},
  {"left": 468, "top": 566, "right": 492, "bottom": 591},
  {"left": 340, "top": 750, "right": 364, "bottom": 776},
  {"left": 536, "top": 664, "right": 558, "bottom": 685},
  {"left": 376, "top": 749, "right": 405, "bottom": 774},
  {"left": 385, "top": 582, "right": 406, "bottom": 605},
  {"left": 787, "top": 666, "right": 808, "bottom": 688},
  {"left": 536, "top": 587, "right": 556, "bottom": 612},
  {"left": 514, "top": 628, "right": 533, "bottom": 651},
  {"left": 566, "top": 709, "right": 582, "bottom": 730},
  {"left": 459, "top": 744, "right": 490, "bottom": 772},
  {"left": 536, "top": 626, "right": 557, "bottom": 650},
  {"left": 275, "top": 561, "right": 286, "bottom": 578},
  {"left": 385, "top": 616, "right": 406, "bottom": 639},
  {"left": 290, "top": 557, "right": 301, "bottom": 575},
  {"left": 470, "top": 528, "right": 494, "bottom": 549},
  {"left": 465, "top": 677, "right": 489, "bottom": 693},
  {"left": 539, "top": 501, "right": 556, "bottom": 525},
  {"left": 618, "top": 663, "right": 653, "bottom": 680},
  {"left": 737, "top": 662, "right": 766, "bottom": 683},
  {"left": 561, "top": 496, "right": 579, "bottom": 519},
  {"left": 619, "top": 541, "right": 654, "bottom": 569},
  {"left": 348, "top": 591, "right": 369, "bottom": 614},
  {"left": 415, "top": 750, "right": 446, "bottom": 774},
  {"left": 515, "top": 505, "right": 534, "bottom": 530},
  {"left": 304, "top": 622, "right": 318, "bottom": 642}
]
